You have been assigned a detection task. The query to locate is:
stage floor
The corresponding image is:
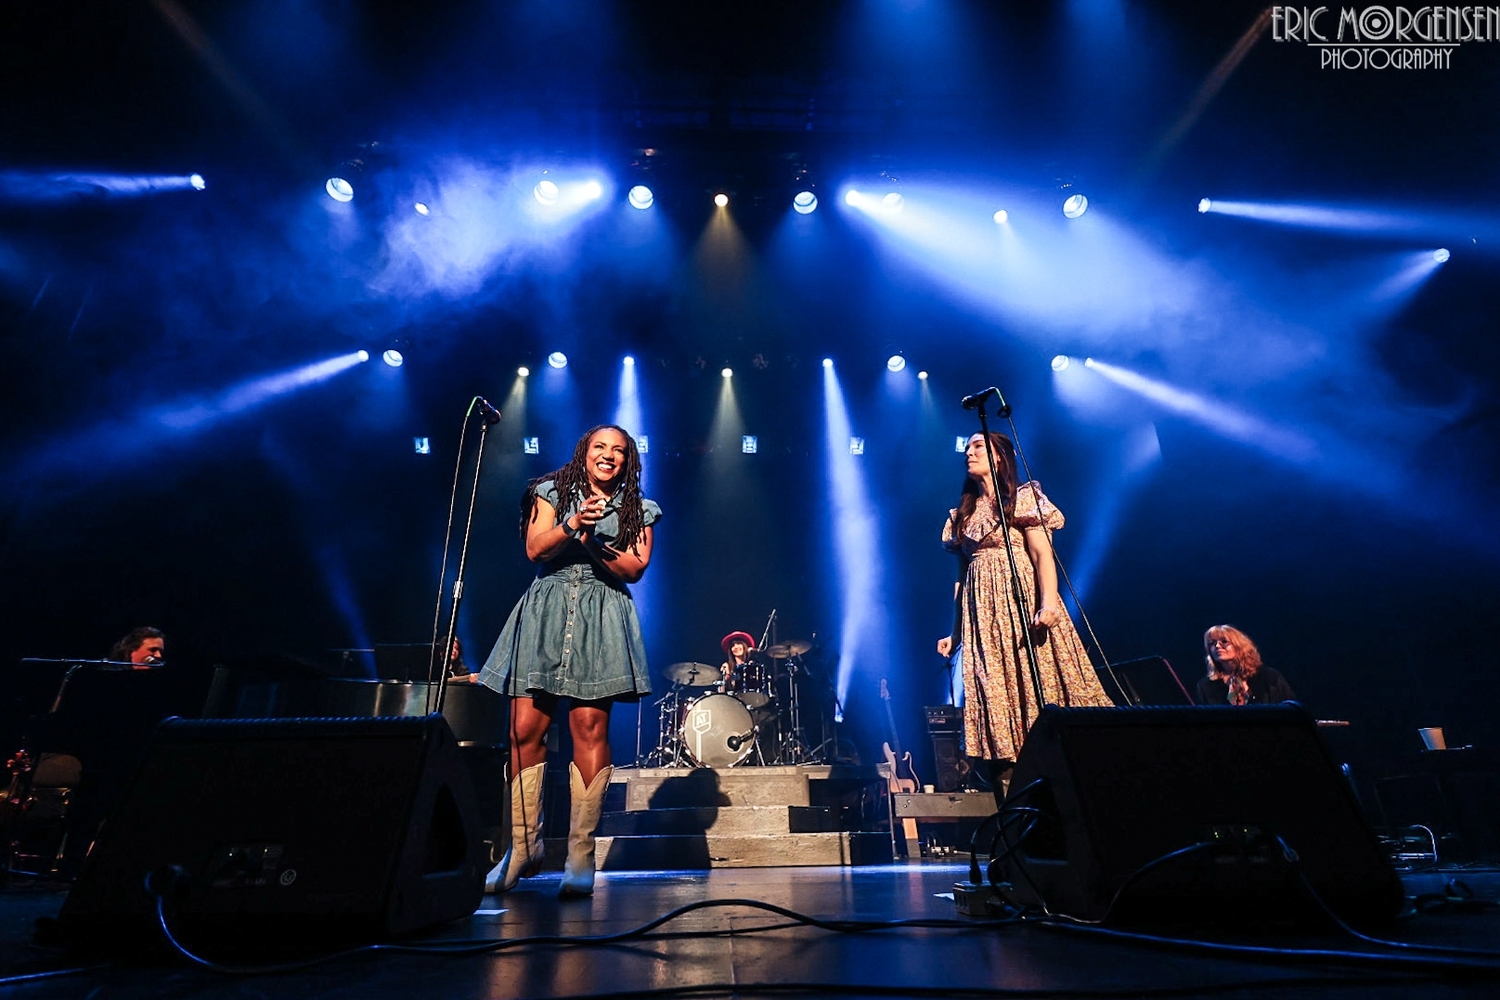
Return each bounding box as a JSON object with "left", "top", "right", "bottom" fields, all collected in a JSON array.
[{"left": 4, "top": 861, "right": 1500, "bottom": 998}]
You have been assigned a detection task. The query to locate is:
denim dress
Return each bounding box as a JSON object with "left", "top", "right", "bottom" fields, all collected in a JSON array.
[{"left": 479, "top": 480, "right": 659, "bottom": 702}]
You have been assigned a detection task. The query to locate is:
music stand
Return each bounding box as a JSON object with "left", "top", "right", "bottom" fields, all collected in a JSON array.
[{"left": 1096, "top": 655, "right": 1195, "bottom": 707}]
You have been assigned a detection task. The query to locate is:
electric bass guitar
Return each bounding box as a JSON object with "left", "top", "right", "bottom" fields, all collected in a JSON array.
[{"left": 878, "top": 679, "right": 920, "bottom": 794}]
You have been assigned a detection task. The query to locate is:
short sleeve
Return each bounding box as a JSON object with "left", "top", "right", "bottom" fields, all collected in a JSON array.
[
  {"left": 532, "top": 479, "right": 562, "bottom": 510},
  {"left": 1013, "top": 481, "right": 1065, "bottom": 531},
  {"left": 641, "top": 498, "right": 662, "bottom": 527}
]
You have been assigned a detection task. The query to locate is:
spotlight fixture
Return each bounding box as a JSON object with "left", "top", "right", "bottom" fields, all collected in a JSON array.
[
  {"left": 1434, "top": 248, "right": 1451, "bottom": 262},
  {"left": 580, "top": 180, "right": 604, "bottom": 202},
  {"left": 523, "top": 437, "right": 540, "bottom": 454},
  {"left": 623, "top": 355, "right": 636, "bottom": 367},
  {"left": 993, "top": 209, "right": 1008, "bottom": 224},
  {"left": 1062, "top": 193, "right": 1089, "bottom": 219},
  {"left": 1198, "top": 198, "right": 1212, "bottom": 213},
  {"left": 886, "top": 355, "right": 906, "bottom": 372},
  {"left": 1051, "top": 355, "right": 1071, "bottom": 372},
  {"left": 714, "top": 192, "right": 729, "bottom": 208},
  {"left": 793, "top": 190, "right": 818, "bottom": 214},
  {"left": 414, "top": 437, "right": 431, "bottom": 455},
  {"left": 849, "top": 437, "right": 866, "bottom": 456},
  {"left": 382, "top": 349, "right": 405, "bottom": 368},
  {"left": 628, "top": 185, "right": 654, "bottom": 210},
  {"left": 356, "top": 350, "right": 370, "bottom": 362},
  {"left": 325, "top": 176, "right": 354, "bottom": 203},
  {"left": 534, "top": 178, "right": 559, "bottom": 206},
  {"left": 547, "top": 351, "right": 568, "bottom": 369},
  {"left": 414, "top": 202, "right": 431, "bottom": 216},
  {"left": 742, "top": 435, "right": 758, "bottom": 454},
  {"left": 518, "top": 366, "right": 530, "bottom": 377},
  {"left": 918, "top": 370, "right": 929, "bottom": 381},
  {"left": 721, "top": 367, "right": 733, "bottom": 379},
  {"left": 822, "top": 358, "right": 834, "bottom": 368},
  {"left": 189, "top": 174, "right": 206, "bottom": 191}
]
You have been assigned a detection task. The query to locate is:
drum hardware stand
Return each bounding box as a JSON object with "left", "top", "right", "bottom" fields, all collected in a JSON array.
[
  {"left": 774, "top": 655, "right": 817, "bottom": 765},
  {"left": 642, "top": 685, "right": 692, "bottom": 767}
]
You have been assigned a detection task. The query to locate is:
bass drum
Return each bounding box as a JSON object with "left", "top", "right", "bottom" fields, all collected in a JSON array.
[{"left": 681, "top": 693, "right": 754, "bottom": 768}]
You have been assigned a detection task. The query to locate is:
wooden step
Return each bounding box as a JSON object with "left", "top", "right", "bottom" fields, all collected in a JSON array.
[
  {"left": 597, "top": 831, "right": 893, "bottom": 870},
  {"left": 598, "top": 804, "right": 844, "bottom": 837}
]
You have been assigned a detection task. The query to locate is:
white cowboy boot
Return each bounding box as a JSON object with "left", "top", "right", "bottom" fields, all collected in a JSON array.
[
  {"left": 485, "top": 761, "right": 546, "bottom": 893},
  {"left": 558, "top": 762, "right": 613, "bottom": 897}
]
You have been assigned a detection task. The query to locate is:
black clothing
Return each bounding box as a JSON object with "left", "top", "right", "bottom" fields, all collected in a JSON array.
[{"left": 1195, "top": 667, "right": 1296, "bottom": 706}]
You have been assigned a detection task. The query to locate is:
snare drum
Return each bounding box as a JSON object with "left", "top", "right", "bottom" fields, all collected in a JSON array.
[{"left": 680, "top": 693, "right": 754, "bottom": 768}]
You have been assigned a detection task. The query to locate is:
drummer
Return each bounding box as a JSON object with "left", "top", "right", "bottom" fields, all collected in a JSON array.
[{"left": 719, "top": 631, "right": 759, "bottom": 695}]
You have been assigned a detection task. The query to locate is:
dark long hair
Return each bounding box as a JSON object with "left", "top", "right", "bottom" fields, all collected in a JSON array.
[
  {"left": 109, "top": 626, "right": 164, "bottom": 662},
  {"left": 520, "top": 424, "right": 647, "bottom": 551},
  {"left": 950, "top": 431, "right": 1018, "bottom": 538}
]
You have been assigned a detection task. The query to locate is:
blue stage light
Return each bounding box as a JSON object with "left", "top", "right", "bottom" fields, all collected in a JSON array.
[
  {"left": 547, "top": 352, "right": 568, "bottom": 369},
  {"left": 886, "top": 355, "right": 906, "bottom": 372},
  {"left": 189, "top": 174, "right": 206, "bottom": 191},
  {"left": 382, "top": 349, "right": 404, "bottom": 368},
  {"left": 518, "top": 366, "right": 530, "bottom": 377},
  {"left": 993, "top": 209, "right": 1008, "bottom": 224},
  {"left": 1198, "top": 198, "right": 1212, "bottom": 213},
  {"left": 325, "top": 177, "right": 354, "bottom": 203},
  {"left": 414, "top": 202, "right": 430, "bottom": 216},
  {"left": 534, "top": 179, "right": 559, "bottom": 206},
  {"left": 628, "top": 185, "right": 654, "bottom": 210},
  {"left": 882, "top": 192, "right": 904, "bottom": 212},
  {"left": 1434, "top": 248, "right": 1451, "bottom": 262},
  {"left": 1051, "top": 355, "right": 1071, "bottom": 372},
  {"left": 1062, "top": 194, "right": 1088, "bottom": 218},
  {"left": 793, "top": 190, "right": 818, "bottom": 214}
]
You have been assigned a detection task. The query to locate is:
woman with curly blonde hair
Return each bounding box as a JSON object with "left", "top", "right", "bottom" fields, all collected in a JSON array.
[{"left": 1198, "top": 625, "right": 1296, "bottom": 706}]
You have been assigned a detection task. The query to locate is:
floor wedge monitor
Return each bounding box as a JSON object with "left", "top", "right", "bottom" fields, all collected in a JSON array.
[{"left": 994, "top": 705, "right": 1403, "bottom": 927}]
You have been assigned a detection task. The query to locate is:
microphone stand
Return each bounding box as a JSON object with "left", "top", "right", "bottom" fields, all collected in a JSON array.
[
  {"left": 427, "top": 398, "right": 501, "bottom": 717},
  {"left": 968, "top": 389, "right": 1049, "bottom": 733}
]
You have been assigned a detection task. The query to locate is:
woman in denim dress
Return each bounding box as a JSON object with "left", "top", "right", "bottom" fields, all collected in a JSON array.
[{"left": 479, "top": 425, "right": 660, "bottom": 897}]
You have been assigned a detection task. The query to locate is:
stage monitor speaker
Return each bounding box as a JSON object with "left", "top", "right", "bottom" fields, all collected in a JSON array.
[
  {"left": 994, "top": 705, "right": 1403, "bottom": 926},
  {"left": 54, "top": 714, "right": 486, "bottom": 957}
]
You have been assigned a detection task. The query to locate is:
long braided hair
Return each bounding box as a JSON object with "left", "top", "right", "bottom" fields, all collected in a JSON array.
[
  {"left": 949, "top": 431, "right": 1019, "bottom": 539},
  {"left": 520, "top": 424, "right": 647, "bottom": 551}
]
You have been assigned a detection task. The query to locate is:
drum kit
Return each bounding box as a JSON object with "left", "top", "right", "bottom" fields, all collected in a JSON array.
[{"left": 644, "top": 639, "right": 821, "bottom": 768}]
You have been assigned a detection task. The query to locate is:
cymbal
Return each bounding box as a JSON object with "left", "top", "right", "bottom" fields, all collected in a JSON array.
[
  {"left": 664, "top": 661, "right": 721, "bottom": 685},
  {"left": 764, "top": 639, "right": 812, "bottom": 659}
]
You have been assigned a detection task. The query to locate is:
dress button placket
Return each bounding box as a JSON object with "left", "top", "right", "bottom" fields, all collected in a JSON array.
[{"left": 562, "top": 571, "right": 579, "bottom": 664}]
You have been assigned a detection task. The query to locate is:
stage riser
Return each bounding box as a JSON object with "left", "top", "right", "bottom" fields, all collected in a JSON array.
[
  {"left": 597, "top": 832, "right": 892, "bottom": 869},
  {"left": 600, "top": 804, "right": 844, "bottom": 837},
  {"left": 598, "top": 765, "right": 891, "bottom": 869}
]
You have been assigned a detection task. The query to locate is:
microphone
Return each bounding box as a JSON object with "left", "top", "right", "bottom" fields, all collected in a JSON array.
[
  {"left": 960, "top": 387, "right": 999, "bottom": 410},
  {"left": 474, "top": 397, "right": 502, "bottom": 426}
]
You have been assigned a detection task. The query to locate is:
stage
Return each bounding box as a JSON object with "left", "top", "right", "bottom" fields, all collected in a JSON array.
[{"left": 5, "top": 861, "right": 1500, "bottom": 999}]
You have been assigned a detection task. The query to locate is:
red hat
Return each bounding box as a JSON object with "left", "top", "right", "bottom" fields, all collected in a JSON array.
[{"left": 720, "top": 631, "right": 756, "bottom": 655}]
